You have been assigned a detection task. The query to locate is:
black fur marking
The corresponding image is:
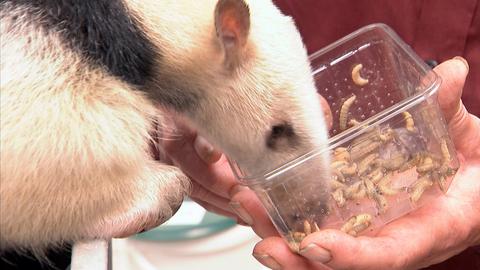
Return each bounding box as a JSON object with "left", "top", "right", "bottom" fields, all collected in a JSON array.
[
  {"left": 266, "top": 122, "right": 298, "bottom": 150},
  {"left": 4, "top": 0, "right": 157, "bottom": 87}
]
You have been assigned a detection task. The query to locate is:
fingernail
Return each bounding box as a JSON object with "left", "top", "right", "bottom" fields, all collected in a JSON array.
[
  {"left": 229, "top": 201, "right": 253, "bottom": 226},
  {"left": 453, "top": 56, "right": 469, "bottom": 71},
  {"left": 194, "top": 136, "right": 221, "bottom": 164},
  {"left": 252, "top": 253, "right": 282, "bottom": 270},
  {"left": 299, "top": 243, "right": 332, "bottom": 263}
]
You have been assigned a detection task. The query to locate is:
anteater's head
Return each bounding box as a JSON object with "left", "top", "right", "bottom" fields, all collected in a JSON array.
[{"left": 132, "top": 0, "right": 330, "bottom": 177}]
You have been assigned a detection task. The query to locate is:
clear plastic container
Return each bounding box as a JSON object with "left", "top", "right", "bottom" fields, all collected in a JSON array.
[{"left": 228, "top": 24, "right": 459, "bottom": 252}]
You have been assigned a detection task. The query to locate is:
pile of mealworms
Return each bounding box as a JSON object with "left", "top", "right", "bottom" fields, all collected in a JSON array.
[{"left": 285, "top": 64, "right": 457, "bottom": 248}]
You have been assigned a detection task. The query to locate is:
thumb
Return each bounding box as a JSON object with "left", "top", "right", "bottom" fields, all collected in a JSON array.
[
  {"left": 298, "top": 229, "right": 425, "bottom": 270},
  {"left": 434, "top": 57, "right": 480, "bottom": 159},
  {"left": 434, "top": 57, "right": 468, "bottom": 123}
]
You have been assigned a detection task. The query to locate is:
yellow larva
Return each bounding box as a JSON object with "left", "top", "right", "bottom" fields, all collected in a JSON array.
[
  {"left": 416, "top": 156, "right": 439, "bottom": 174},
  {"left": 440, "top": 139, "right": 451, "bottom": 163},
  {"left": 349, "top": 118, "right": 361, "bottom": 127},
  {"left": 378, "top": 128, "right": 395, "bottom": 142},
  {"left": 350, "top": 140, "right": 381, "bottom": 160},
  {"left": 331, "top": 160, "right": 349, "bottom": 169},
  {"left": 409, "top": 175, "right": 433, "bottom": 203},
  {"left": 344, "top": 181, "right": 365, "bottom": 199},
  {"left": 398, "top": 153, "right": 422, "bottom": 172},
  {"left": 352, "top": 64, "right": 369, "bottom": 86},
  {"left": 349, "top": 183, "right": 367, "bottom": 200},
  {"left": 377, "top": 153, "right": 408, "bottom": 171},
  {"left": 332, "top": 168, "right": 345, "bottom": 182},
  {"left": 339, "top": 95, "right": 357, "bottom": 131},
  {"left": 372, "top": 192, "right": 388, "bottom": 214},
  {"left": 292, "top": 231, "right": 306, "bottom": 242},
  {"left": 433, "top": 172, "right": 448, "bottom": 193},
  {"left": 366, "top": 168, "right": 384, "bottom": 184},
  {"left": 363, "top": 178, "right": 377, "bottom": 198},
  {"left": 358, "top": 153, "right": 379, "bottom": 175},
  {"left": 303, "top": 220, "right": 312, "bottom": 235},
  {"left": 340, "top": 216, "right": 357, "bottom": 233},
  {"left": 341, "top": 213, "right": 372, "bottom": 236},
  {"left": 402, "top": 111, "right": 415, "bottom": 132},
  {"left": 312, "top": 222, "right": 320, "bottom": 233},
  {"left": 332, "top": 188, "right": 346, "bottom": 207},
  {"left": 333, "top": 147, "right": 350, "bottom": 162},
  {"left": 331, "top": 178, "right": 347, "bottom": 190},
  {"left": 377, "top": 174, "right": 400, "bottom": 196},
  {"left": 340, "top": 162, "right": 358, "bottom": 176}
]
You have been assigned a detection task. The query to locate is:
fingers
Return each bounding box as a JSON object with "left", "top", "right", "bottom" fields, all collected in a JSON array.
[
  {"left": 434, "top": 57, "right": 468, "bottom": 123},
  {"left": 299, "top": 230, "right": 404, "bottom": 270},
  {"left": 253, "top": 237, "right": 326, "bottom": 270},
  {"left": 193, "top": 135, "right": 222, "bottom": 164},
  {"left": 230, "top": 187, "right": 279, "bottom": 238},
  {"left": 318, "top": 94, "right": 333, "bottom": 130},
  {"left": 162, "top": 129, "right": 238, "bottom": 199},
  {"left": 193, "top": 199, "right": 239, "bottom": 221},
  {"left": 253, "top": 231, "right": 411, "bottom": 270},
  {"left": 434, "top": 57, "right": 480, "bottom": 159},
  {"left": 189, "top": 180, "right": 232, "bottom": 213}
]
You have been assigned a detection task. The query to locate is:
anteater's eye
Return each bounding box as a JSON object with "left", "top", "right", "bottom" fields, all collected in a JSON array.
[
  {"left": 272, "top": 124, "right": 288, "bottom": 137},
  {"left": 267, "top": 122, "right": 296, "bottom": 150}
]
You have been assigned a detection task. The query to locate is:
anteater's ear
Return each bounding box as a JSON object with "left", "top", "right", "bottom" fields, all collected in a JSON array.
[{"left": 214, "top": 0, "right": 250, "bottom": 68}]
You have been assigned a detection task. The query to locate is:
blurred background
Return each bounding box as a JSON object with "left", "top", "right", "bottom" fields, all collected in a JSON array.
[{"left": 111, "top": 199, "right": 266, "bottom": 270}]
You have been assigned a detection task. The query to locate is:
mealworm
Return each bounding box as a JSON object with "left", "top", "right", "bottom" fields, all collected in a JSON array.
[
  {"left": 431, "top": 171, "right": 448, "bottom": 193},
  {"left": 351, "top": 140, "right": 381, "bottom": 160},
  {"left": 332, "top": 168, "right": 345, "bottom": 182},
  {"left": 352, "top": 64, "right": 369, "bottom": 86},
  {"left": 377, "top": 154, "right": 408, "bottom": 171},
  {"left": 304, "top": 220, "right": 312, "bottom": 235},
  {"left": 353, "top": 128, "right": 381, "bottom": 144},
  {"left": 333, "top": 147, "right": 350, "bottom": 162},
  {"left": 355, "top": 213, "right": 372, "bottom": 224},
  {"left": 398, "top": 153, "right": 422, "bottom": 172},
  {"left": 377, "top": 174, "right": 400, "bottom": 196},
  {"left": 339, "top": 95, "right": 357, "bottom": 131},
  {"left": 408, "top": 175, "right": 433, "bottom": 203},
  {"left": 372, "top": 192, "right": 388, "bottom": 214},
  {"left": 349, "top": 183, "right": 367, "bottom": 200},
  {"left": 416, "top": 156, "right": 439, "bottom": 174},
  {"left": 331, "top": 178, "right": 347, "bottom": 190},
  {"left": 358, "top": 153, "right": 379, "bottom": 175},
  {"left": 440, "top": 139, "right": 451, "bottom": 163},
  {"left": 349, "top": 119, "right": 361, "bottom": 127},
  {"left": 403, "top": 111, "right": 415, "bottom": 132},
  {"left": 363, "top": 178, "right": 377, "bottom": 199},
  {"left": 344, "top": 181, "right": 365, "bottom": 199},
  {"left": 378, "top": 128, "right": 395, "bottom": 142},
  {"left": 331, "top": 160, "right": 349, "bottom": 169},
  {"left": 367, "top": 168, "right": 384, "bottom": 184},
  {"left": 332, "top": 188, "right": 346, "bottom": 207},
  {"left": 292, "top": 231, "right": 306, "bottom": 242},
  {"left": 340, "top": 162, "right": 358, "bottom": 176},
  {"left": 342, "top": 213, "right": 372, "bottom": 236},
  {"left": 340, "top": 216, "right": 357, "bottom": 233}
]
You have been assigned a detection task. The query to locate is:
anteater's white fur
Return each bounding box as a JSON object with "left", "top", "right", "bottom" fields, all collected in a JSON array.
[{"left": 0, "top": 0, "right": 329, "bottom": 255}]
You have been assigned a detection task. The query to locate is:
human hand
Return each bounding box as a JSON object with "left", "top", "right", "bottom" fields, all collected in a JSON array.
[
  {"left": 161, "top": 57, "right": 479, "bottom": 270},
  {"left": 160, "top": 94, "right": 332, "bottom": 238},
  {"left": 251, "top": 57, "right": 480, "bottom": 270}
]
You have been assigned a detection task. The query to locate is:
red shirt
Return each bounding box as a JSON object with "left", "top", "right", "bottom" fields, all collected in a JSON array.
[
  {"left": 274, "top": 0, "right": 480, "bottom": 117},
  {"left": 273, "top": 1, "right": 480, "bottom": 269}
]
